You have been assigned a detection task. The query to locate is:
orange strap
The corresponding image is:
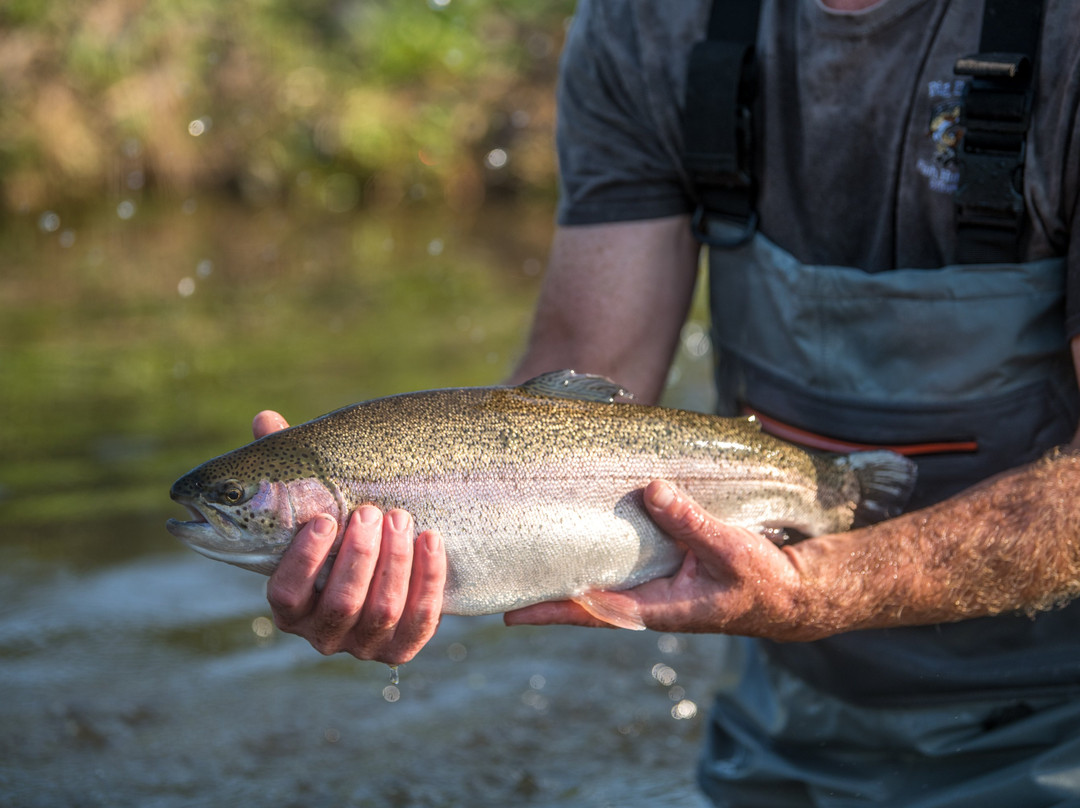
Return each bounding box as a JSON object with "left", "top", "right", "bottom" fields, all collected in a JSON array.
[{"left": 743, "top": 407, "right": 979, "bottom": 457}]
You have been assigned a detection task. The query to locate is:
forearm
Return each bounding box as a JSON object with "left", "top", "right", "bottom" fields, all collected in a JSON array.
[
  {"left": 508, "top": 217, "right": 699, "bottom": 404},
  {"left": 788, "top": 448, "right": 1080, "bottom": 638}
]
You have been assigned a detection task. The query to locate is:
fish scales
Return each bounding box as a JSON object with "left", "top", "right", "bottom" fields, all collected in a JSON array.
[{"left": 167, "top": 371, "right": 917, "bottom": 628}]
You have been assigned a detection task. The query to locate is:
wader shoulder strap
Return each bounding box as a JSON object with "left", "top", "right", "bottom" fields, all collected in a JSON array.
[
  {"left": 682, "top": 0, "right": 761, "bottom": 249},
  {"left": 953, "top": 0, "right": 1045, "bottom": 264}
]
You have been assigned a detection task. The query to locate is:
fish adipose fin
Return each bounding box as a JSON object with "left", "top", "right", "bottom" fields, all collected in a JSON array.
[
  {"left": 571, "top": 590, "right": 647, "bottom": 631},
  {"left": 847, "top": 451, "right": 919, "bottom": 527},
  {"left": 519, "top": 370, "right": 634, "bottom": 404}
]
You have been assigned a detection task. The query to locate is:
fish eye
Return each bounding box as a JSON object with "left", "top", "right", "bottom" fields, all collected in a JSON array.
[{"left": 220, "top": 482, "right": 245, "bottom": 504}]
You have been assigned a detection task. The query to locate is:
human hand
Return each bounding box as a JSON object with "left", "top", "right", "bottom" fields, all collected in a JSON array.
[
  {"left": 505, "top": 480, "right": 825, "bottom": 641},
  {"left": 253, "top": 410, "right": 447, "bottom": 664}
]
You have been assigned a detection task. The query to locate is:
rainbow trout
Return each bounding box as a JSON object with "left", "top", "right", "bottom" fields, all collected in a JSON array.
[{"left": 166, "top": 370, "right": 916, "bottom": 629}]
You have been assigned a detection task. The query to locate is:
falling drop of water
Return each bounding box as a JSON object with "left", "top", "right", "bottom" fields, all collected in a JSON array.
[
  {"left": 388, "top": 665, "right": 399, "bottom": 685},
  {"left": 38, "top": 211, "right": 60, "bottom": 233}
]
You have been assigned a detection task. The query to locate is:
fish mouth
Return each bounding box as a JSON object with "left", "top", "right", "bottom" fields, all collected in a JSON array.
[
  {"left": 166, "top": 506, "right": 220, "bottom": 546},
  {"left": 166, "top": 503, "right": 283, "bottom": 575},
  {"left": 166, "top": 502, "right": 231, "bottom": 547}
]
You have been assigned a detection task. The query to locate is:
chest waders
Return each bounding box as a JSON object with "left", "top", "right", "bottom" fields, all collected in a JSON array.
[{"left": 684, "top": 0, "right": 1080, "bottom": 706}]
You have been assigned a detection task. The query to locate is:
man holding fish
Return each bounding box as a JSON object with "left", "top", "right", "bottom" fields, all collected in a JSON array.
[{"left": 242, "top": 1, "right": 1080, "bottom": 804}]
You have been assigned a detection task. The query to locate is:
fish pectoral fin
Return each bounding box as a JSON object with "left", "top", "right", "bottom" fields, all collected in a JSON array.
[{"left": 571, "top": 590, "right": 647, "bottom": 631}]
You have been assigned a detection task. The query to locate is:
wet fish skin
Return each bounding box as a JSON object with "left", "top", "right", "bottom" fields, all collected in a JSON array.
[{"left": 166, "top": 370, "right": 917, "bottom": 629}]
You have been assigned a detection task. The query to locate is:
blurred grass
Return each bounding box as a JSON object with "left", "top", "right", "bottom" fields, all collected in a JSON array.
[{"left": 0, "top": 0, "right": 573, "bottom": 214}]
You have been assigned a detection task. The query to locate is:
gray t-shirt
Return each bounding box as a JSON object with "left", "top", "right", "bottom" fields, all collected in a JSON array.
[{"left": 556, "top": 0, "right": 1080, "bottom": 328}]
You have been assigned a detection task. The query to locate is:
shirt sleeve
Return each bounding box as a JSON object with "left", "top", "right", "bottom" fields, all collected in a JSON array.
[
  {"left": 1040, "top": 12, "right": 1080, "bottom": 341},
  {"left": 1064, "top": 133, "right": 1080, "bottom": 337},
  {"left": 1065, "top": 238, "right": 1080, "bottom": 340},
  {"left": 555, "top": 0, "right": 698, "bottom": 226}
]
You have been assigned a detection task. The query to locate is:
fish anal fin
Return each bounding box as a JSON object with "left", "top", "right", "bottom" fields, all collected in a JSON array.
[
  {"left": 571, "top": 590, "right": 646, "bottom": 631},
  {"left": 519, "top": 370, "right": 634, "bottom": 404}
]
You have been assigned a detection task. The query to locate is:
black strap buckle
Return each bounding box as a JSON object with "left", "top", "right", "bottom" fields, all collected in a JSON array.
[
  {"left": 951, "top": 0, "right": 1044, "bottom": 264},
  {"left": 691, "top": 204, "right": 758, "bottom": 249},
  {"left": 682, "top": 0, "right": 761, "bottom": 250}
]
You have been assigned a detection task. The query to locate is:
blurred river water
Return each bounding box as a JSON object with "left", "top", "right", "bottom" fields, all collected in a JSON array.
[{"left": 0, "top": 197, "right": 721, "bottom": 807}]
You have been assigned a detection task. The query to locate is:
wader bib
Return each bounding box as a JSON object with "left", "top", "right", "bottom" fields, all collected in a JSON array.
[
  {"left": 706, "top": 222, "right": 1080, "bottom": 704},
  {"left": 683, "top": 1, "right": 1080, "bottom": 803},
  {"left": 696, "top": 218, "right": 1080, "bottom": 807}
]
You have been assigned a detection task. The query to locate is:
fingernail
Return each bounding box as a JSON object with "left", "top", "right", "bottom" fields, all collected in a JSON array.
[
  {"left": 387, "top": 510, "right": 411, "bottom": 532},
  {"left": 359, "top": 505, "right": 380, "bottom": 525},
  {"left": 424, "top": 531, "right": 442, "bottom": 553},
  {"left": 649, "top": 482, "right": 675, "bottom": 510},
  {"left": 312, "top": 515, "right": 335, "bottom": 537}
]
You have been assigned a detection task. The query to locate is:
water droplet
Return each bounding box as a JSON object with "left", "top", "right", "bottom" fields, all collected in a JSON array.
[
  {"left": 188, "top": 117, "right": 211, "bottom": 137},
  {"left": 427, "top": 238, "right": 444, "bottom": 256},
  {"left": 671, "top": 699, "right": 698, "bottom": 720},
  {"left": 447, "top": 642, "right": 467, "bottom": 661},
  {"left": 682, "top": 322, "right": 711, "bottom": 357},
  {"left": 323, "top": 727, "right": 340, "bottom": 743},
  {"left": 484, "top": 148, "right": 509, "bottom": 170},
  {"left": 529, "top": 674, "right": 546, "bottom": 690},
  {"left": 382, "top": 685, "right": 400, "bottom": 702},
  {"left": 196, "top": 259, "right": 213, "bottom": 278},
  {"left": 58, "top": 229, "right": 76, "bottom": 248},
  {"left": 117, "top": 200, "right": 136, "bottom": 220},
  {"left": 427, "top": 0, "right": 450, "bottom": 9},
  {"left": 251, "top": 616, "right": 273, "bottom": 638},
  {"left": 657, "top": 634, "right": 681, "bottom": 654},
  {"left": 38, "top": 211, "right": 60, "bottom": 233},
  {"left": 178, "top": 277, "right": 196, "bottom": 297},
  {"left": 388, "top": 664, "right": 399, "bottom": 685},
  {"left": 651, "top": 663, "right": 677, "bottom": 686},
  {"left": 521, "top": 690, "right": 549, "bottom": 712}
]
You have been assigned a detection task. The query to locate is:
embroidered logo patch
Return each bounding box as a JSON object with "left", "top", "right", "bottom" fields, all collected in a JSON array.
[{"left": 917, "top": 79, "right": 967, "bottom": 194}]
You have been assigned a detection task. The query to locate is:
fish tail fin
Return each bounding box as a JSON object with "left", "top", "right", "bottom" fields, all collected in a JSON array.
[
  {"left": 571, "top": 590, "right": 647, "bottom": 631},
  {"left": 847, "top": 451, "right": 918, "bottom": 527}
]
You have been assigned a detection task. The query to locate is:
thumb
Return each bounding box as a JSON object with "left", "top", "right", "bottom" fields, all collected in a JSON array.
[
  {"left": 644, "top": 479, "right": 765, "bottom": 560},
  {"left": 644, "top": 480, "right": 716, "bottom": 545},
  {"left": 253, "top": 410, "right": 290, "bottom": 439}
]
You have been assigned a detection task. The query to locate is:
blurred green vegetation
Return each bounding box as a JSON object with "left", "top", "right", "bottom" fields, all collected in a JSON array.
[{"left": 0, "top": 0, "right": 574, "bottom": 214}]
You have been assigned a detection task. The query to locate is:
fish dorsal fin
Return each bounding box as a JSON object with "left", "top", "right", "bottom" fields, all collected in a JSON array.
[{"left": 518, "top": 370, "right": 634, "bottom": 404}]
